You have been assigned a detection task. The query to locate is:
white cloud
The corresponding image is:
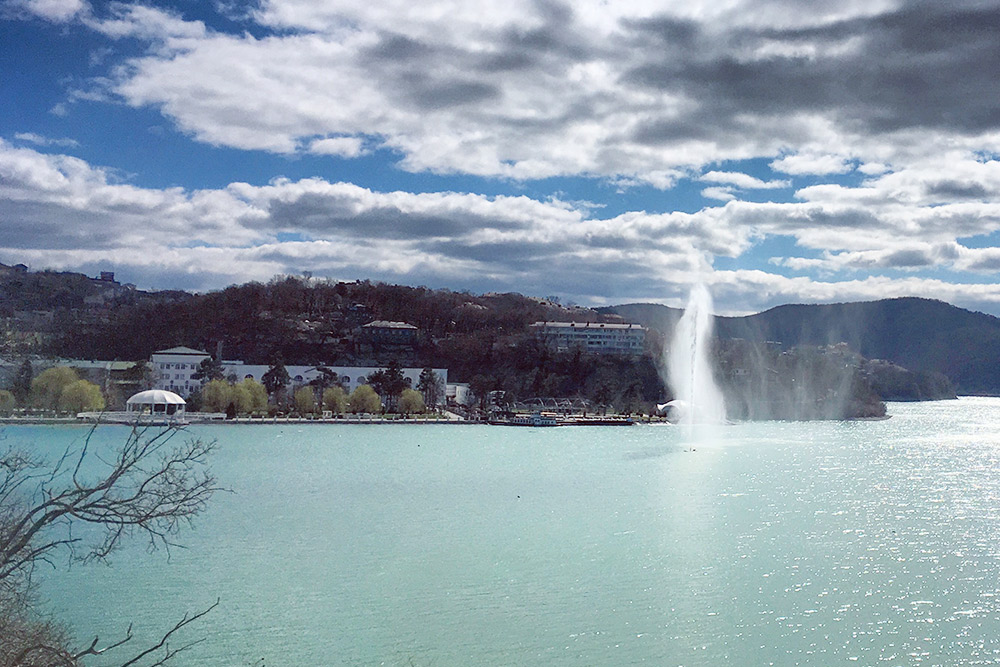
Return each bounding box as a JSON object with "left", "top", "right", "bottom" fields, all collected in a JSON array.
[
  {"left": 6, "top": 141, "right": 1000, "bottom": 314},
  {"left": 46, "top": 0, "right": 993, "bottom": 184},
  {"left": 5, "top": 0, "right": 1000, "bottom": 318},
  {"left": 700, "top": 171, "right": 790, "bottom": 189},
  {"left": 703, "top": 271, "right": 1000, "bottom": 317},
  {"left": 13, "top": 132, "right": 79, "bottom": 148},
  {"left": 701, "top": 186, "right": 737, "bottom": 201},
  {"left": 0, "top": 139, "right": 260, "bottom": 248},
  {"left": 857, "top": 161, "right": 891, "bottom": 175},
  {"left": 770, "top": 152, "right": 854, "bottom": 176},
  {"left": 772, "top": 242, "right": 962, "bottom": 273},
  {"left": 308, "top": 136, "right": 367, "bottom": 158},
  {"left": 18, "top": 0, "right": 86, "bottom": 22},
  {"left": 84, "top": 4, "right": 207, "bottom": 42}
]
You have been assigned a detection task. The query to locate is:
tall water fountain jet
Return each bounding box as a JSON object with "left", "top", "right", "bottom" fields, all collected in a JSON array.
[{"left": 666, "top": 283, "right": 727, "bottom": 427}]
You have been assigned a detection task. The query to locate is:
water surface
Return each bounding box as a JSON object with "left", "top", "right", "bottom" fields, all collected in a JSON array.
[{"left": 8, "top": 398, "right": 1000, "bottom": 665}]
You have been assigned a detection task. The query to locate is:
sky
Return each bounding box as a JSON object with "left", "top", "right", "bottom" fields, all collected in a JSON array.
[{"left": 2, "top": 0, "right": 1000, "bottom": 315}]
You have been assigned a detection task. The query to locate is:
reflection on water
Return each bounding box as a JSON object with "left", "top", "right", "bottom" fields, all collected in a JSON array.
[{"left": 6, "top": 398, "right": 1000, "bottom": 665}]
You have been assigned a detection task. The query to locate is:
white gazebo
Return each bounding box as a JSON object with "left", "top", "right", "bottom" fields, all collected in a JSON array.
[{"left": 126, "top": 389, "right": 187, "bottom": 417}]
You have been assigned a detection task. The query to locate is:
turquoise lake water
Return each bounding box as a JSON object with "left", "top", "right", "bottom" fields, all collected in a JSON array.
[{"left": 6, "top": 398, "right": 1000, "bottom": 665}]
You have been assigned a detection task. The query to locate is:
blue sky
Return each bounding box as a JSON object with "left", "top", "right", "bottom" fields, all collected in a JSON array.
[{"left": 2, "top": 0, "right": 1000, "bottom": 315}]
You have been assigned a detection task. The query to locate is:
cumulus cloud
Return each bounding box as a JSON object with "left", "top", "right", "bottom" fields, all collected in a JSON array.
[
  {"left": 4, "top": 140, "right": 1000, "bottom": 314},
  {"left": 7, "top": 0, "right": 1000, "bottom": 314},
  {"left": 0, "top": 139, "right": 261, "bottom": 249},
  {"left": 84, "top": 4, "right": 207, "bottom": 42},
  {"left": 770, "top": 152, "right": 854, "bottom": 175},
  {"left": 704, "top": 271, "right": 1000, "bottom": 316},
  {"left": 773, "top": 242, "right": 964, "bottom": 273},
  {"left": 0, "top": 141, "right": 721, "bottom": 295},
  {"left": 701, "top": 186, "right": 738, "bottom": 201},
  {"left": 308, "top": 136, "right": 367, "bottom": 158},
  {"left": 701, "top": 171, "right": 790, "bottom": 189},
  {"left": 15, "top": 0, "right": 86, "bottom": 22},
  {"left": 29, "top": 0, "right": 987, "bottom": 184}
]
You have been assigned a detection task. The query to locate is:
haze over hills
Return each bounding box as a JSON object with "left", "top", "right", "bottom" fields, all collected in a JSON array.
[{"left": 603, "top": 298, "right": 1000, "bottom": 395}]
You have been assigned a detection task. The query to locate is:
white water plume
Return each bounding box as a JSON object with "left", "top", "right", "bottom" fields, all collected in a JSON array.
[{"left": 666, "top": 284, "right": 726, "bottom": 425}]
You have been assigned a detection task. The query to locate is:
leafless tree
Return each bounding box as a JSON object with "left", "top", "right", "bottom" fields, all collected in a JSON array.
[{"left": 0, "top": 425, "right": 220, "bottom": 667}]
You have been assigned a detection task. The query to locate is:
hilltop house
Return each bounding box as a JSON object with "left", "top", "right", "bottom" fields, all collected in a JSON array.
[{"left": 358, "top": 321, "right": 418, "bottom": 351}]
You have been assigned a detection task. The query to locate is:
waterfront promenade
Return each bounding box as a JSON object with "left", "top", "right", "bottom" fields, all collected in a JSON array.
[{"left": 0, "top": 411, "right": 469, "bottom": 425}]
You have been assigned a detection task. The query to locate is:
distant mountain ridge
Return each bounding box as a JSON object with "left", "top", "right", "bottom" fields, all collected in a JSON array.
[{"left": 602, "top": 298, "right": 1000, "bottom": 394}]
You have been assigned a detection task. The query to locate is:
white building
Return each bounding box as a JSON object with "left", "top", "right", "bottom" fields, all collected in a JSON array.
[
  {"left": 447, "top": 382, "right": 472, "bottom": 406},
  {"left": 221, "top": 362, "right": 447, "bottom": 396},
  {"left": 530, "top": 321, "right": 647, "bottom": 355},
  {"left": 150, "top": 346, "right": 446, "bottom": 398},
  {"left": 151, "top": 346, "right": 212, "bottom": 397}
]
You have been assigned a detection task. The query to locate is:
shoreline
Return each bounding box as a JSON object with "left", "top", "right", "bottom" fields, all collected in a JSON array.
[
  {"left": 0, "top": 416, "right": 470, "bottom": 426},
  {"left": 2, "top": 409, "right": 926, "bottom": 427},
  {"left": 1, "top": 415, "right": 652, "bottom": 426}
]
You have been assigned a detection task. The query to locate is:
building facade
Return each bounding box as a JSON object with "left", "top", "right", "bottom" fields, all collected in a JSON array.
[
  {"left": 530, "top": 321, "right": 647, "bottom": 355},
  {"left": 150, "top": 346, "right": 446, "bottom": 398},
  {"left": 359, "top": 321, "right": 418, "bottom": 348},
  {"left": 221, "top": 362, "right": 446, "bottom": 396},
  {"left": 150, "top": 346, "right": 212, "bottom": 397}
]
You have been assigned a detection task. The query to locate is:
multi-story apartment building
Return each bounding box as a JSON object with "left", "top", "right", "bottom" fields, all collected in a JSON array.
[
  {"left": 150, "top": 346, "right": 212, "bottom": 397},
  {"left": 530, "top": 321, "right": 647, "bottom": 356}
]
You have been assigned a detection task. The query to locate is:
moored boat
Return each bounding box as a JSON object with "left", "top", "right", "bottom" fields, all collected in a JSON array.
[{"left": 490, "top": 411, "right": 561, "bottom": 426}]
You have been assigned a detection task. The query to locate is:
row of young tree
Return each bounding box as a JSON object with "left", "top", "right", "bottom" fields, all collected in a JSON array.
[
  {"left": 0, "top": 358, "right": 445, "bottom": 418},
  {"left": 0, "top": 365, "right": 105, "bottom": 416},
  {"left": 294, "top": 384, "right": 426, "bottom": 415},
  {"left": 189, "top": 361, "right": 441, "bottom": 416},
  {"left": 195, "top": 379, "right": 427, "bottom": 416}
]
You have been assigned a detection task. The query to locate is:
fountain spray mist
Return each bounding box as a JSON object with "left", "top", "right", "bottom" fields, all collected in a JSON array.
[{"left": 666, "top": 284, "right": 726, "bottom": 426}]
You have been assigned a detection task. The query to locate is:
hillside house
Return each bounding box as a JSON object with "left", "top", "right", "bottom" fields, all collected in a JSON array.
[{"left": 359, "top": 320, "right": 418, "bottom": 350}]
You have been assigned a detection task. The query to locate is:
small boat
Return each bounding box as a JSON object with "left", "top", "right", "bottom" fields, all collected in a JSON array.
[{"left": 490, "top": 411, "right": 561, "bottom": 426}]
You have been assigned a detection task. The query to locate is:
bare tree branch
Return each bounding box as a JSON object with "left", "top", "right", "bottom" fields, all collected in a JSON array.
[
  {"left": 1, "top": 426, "right": 221, "bottom": 667},
  {"left": 1, "top": 426, "right": 218, "bottom": 583},
  {"left": 72, "top": 627, "right": 134, "bottom": 659},
  {"left": 118, "top": 599, "right": 219, "bottom": 667}
]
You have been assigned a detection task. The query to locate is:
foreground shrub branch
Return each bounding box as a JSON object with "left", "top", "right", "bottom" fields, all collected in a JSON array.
[{"left": 0, "top": 426, "right": 220, "bottom": 666}]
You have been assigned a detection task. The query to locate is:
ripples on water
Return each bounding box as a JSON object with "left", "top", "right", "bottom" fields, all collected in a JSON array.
[{"left": 10, "top": 398, "right": 1000, "bottom": 665}]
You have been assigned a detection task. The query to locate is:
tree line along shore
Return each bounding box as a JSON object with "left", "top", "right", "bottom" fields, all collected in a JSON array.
[{"left": 2, "top": 265, "right": 968, "bottom": 421}]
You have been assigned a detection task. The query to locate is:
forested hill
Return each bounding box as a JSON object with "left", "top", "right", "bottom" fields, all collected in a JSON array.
[
  {"left": 4, "top": 260, "right": 997, "bottom": 395},
  {"left": 15, "top": 279, "right": 602, "bottom": 363},
  {"left": 602, "top": 298, "right": 1000, "bottom": 394},
  {"left": 2, "top": 264, "right": 674, "bottom": 410}
]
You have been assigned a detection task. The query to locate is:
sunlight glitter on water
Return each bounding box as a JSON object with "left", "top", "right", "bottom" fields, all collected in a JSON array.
[{"left": 4, "top": 398, "right": 1000, "bottom": 664}]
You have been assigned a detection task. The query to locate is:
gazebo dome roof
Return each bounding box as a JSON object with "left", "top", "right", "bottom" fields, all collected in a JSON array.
[{"left": 126, "top": 389, "right": 186, "bottom": 405}]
